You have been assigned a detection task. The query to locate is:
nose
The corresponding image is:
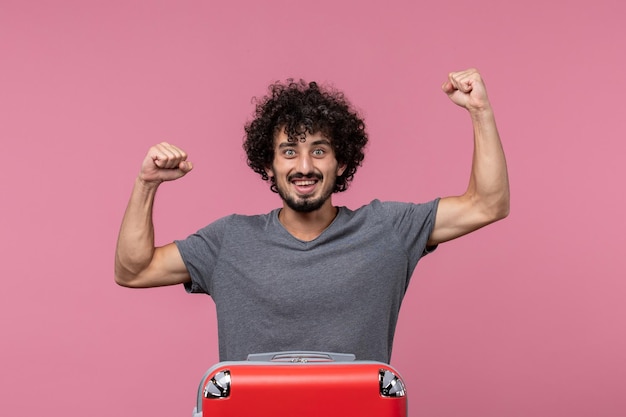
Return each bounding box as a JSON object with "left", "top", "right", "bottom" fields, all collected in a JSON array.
[{"left": 296, "top": 152, "right": 314, "bottom": 175}]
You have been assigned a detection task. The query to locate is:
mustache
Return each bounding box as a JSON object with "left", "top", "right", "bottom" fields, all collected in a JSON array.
[{"left": 288, "top": 173, "right": 323, "bottom": 181}]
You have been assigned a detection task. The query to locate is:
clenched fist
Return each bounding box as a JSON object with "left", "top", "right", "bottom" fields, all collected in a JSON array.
[
  {"left": 139, "top": 142, "right": 193, "bottom": 184},
  {"left": 442, "top": 68, "right": 492, "bottom": 113}
]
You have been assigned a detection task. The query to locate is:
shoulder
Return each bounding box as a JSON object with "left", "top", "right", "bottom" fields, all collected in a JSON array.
[
  {"left": 333, "top": 200, "right": 438, "bottom": 236},
  {"left": 195, "top": 210, "right": 278, "bottom": 234},
  {"left": 175, "top": 209, "right": 280, "bottom": 259},
  {"left": 346, "top": 199, "right": 439, "bottom": 219},
  {"left": 228, "top": 210, "right": 279, "bottom": 232}
]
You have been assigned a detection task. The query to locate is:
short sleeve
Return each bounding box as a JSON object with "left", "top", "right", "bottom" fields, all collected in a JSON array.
[
  {"left": 174, "top": 215, "right": 230, "bottom": 295},
  {"left": 380, "top": 198, "right": 440, "bottom": 269}
]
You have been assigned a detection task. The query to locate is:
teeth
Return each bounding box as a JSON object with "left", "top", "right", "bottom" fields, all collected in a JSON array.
[{"left": 294, "top": 180, "right": 316, "bottom": 186}]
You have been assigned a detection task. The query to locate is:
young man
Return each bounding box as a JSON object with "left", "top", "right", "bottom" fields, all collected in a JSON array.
[{"left": 115, "top": 68, "right": 509, "bottom": 363}]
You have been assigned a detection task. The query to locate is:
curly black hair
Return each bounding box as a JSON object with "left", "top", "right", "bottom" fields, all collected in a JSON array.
[{"left": 243, "top": 79, "right": 368, "bottom": 193}]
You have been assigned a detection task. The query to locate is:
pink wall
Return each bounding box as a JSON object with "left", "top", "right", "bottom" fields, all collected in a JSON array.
[{"left": 2, "top": 0, "right": 625, "bottom": 415}]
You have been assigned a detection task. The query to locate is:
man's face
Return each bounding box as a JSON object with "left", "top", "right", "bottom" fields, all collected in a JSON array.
[{"left": 266, "top": 130, "right": 346, "bottom": 213}]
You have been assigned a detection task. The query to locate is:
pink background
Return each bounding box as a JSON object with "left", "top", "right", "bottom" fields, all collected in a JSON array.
[{"left": 1, "top": 0, "right": 625, "bottom": 415}]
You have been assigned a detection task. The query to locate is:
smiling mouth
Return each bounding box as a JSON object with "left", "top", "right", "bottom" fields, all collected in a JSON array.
[{"left": 289, "top": 176, "right": 320, "bottom": 195}]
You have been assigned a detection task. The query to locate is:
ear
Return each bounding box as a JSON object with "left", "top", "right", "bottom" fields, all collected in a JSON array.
[
  {"left": 265, "top": 165, "right": 274, "bottom": 178},
  {"left": 337, "top": 163, "right": 347, "bottom": 177}
]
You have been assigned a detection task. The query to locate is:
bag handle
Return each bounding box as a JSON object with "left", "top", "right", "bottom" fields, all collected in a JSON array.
[{"left": 246, "top": 351, "right": 356, "bottom": 363}]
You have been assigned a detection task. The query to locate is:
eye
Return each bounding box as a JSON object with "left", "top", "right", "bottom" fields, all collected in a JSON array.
[
  {"left": 312, "top": 149, "right": 325, "bottom": 157},
  {"left": 283, "top": 149, "right": 296, "bottom": 158}
]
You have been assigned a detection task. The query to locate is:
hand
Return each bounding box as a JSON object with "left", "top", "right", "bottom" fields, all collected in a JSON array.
[
  {"left": 139, "top": 142, "right": 193, "bottom": 184},
  {"left": 442, "top": 68, "right": 492, "bottom": 113}
]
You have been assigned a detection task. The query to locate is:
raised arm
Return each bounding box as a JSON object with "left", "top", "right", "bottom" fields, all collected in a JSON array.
[
  {"left": 114, "top": 142, "right": 193, "bottom": 288},
  {"left": 428, "top": 69, "right": 510, "bottom": 246}
]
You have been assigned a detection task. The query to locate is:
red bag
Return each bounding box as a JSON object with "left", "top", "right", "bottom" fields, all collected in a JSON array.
[{"left": 193, "top": 352, "right": 407, "bottom": 417}]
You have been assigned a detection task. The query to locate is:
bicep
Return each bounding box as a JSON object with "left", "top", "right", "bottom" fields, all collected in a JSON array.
[
  {"left": 428, "top": 195, "right": 495, "bottom": 246},
  {"left": 131, "top": 243, "right": 191, "bottom": 288}
]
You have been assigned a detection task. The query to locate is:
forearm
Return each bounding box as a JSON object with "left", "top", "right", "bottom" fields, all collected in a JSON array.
[
  {"left": 114, "top": 177, "right": 160, "bottom": 283},
  {"left": 466, "top": 107, "right": 510, "bottom": 220}
]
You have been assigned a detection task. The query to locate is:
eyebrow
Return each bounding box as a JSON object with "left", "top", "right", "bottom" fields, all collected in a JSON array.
[{"left": 277, "top": 138, "right": 332, "bottom": 149}]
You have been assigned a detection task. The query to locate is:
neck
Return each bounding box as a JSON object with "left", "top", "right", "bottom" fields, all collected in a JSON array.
[{"left": 278, "top": 199, "right": 338, "bottom": 241}]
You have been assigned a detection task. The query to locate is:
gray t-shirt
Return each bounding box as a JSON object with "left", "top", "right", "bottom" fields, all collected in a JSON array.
[{"left": 175, "top": 198, "right": 439, "bottom": 363}]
